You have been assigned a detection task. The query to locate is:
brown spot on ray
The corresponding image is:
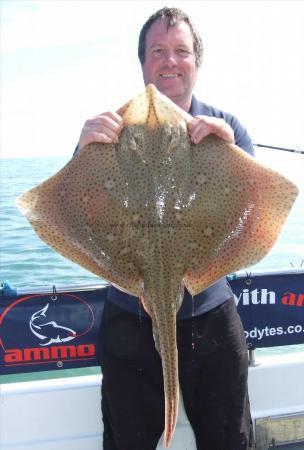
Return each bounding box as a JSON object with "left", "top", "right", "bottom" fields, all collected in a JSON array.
[{"left": 17, "top": 84, "right": 298, "bottom": 447}]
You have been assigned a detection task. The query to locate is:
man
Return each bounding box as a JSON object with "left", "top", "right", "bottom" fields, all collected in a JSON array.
[{"left": 78, "top": 7, "right": 254, "bottom": 450}]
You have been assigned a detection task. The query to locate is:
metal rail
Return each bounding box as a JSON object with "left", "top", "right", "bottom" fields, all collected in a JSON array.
[{"left": 1, "top": 269, "right": 303, "bottom": 297}]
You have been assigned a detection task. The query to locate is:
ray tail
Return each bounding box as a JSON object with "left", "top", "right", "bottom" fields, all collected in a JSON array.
[{"left": 141, "top": 277, "right": 183, "bottom": 448}]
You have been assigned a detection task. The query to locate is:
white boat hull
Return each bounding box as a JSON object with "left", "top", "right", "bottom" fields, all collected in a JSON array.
[{"left": 1, "top": 352, "right": 304, "bottom": 449}]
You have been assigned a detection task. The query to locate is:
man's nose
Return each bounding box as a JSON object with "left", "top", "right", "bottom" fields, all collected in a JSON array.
[{"left": 163, "top": 50, "right": 177, "bottom": 66}]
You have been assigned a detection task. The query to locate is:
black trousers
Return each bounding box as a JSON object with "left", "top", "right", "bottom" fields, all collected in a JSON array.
[{"left": 99, "top": 298, "right": 254, "bottom": 450}]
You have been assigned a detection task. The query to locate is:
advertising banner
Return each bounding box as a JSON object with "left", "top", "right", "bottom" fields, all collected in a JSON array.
[
  {"left": 1, "top": 271, "right": 303, "bottom": 375},
  {"left": 0, "top": 287, "right": 107, "bottom": 374},
  {"left": 230, "top": 271, "right": 304, "bottom": 349}
]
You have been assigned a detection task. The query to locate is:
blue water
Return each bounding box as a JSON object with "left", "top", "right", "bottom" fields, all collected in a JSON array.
[
  {"left": 0, "top": 151, "right": 303, "bottom": 382},
  {"left": 0, "top": 156, "right": 103, "bottom": 288}
]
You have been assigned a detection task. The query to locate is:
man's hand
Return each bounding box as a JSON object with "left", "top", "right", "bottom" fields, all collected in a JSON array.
[
  {"left": 188, "top": 115, "right": 234, "bottom": 144},
  {"left": 78, "top": 111, "right": 123, "bottom": 150}
]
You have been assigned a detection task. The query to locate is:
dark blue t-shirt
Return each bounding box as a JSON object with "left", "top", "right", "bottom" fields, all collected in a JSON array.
[{"left": 106, "top": 96, "right": 254, "bottom": 318}]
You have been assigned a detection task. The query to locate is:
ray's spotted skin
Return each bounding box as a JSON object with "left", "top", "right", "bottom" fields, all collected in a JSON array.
[{"left": 17, "top": 84, "right": 298, "bottom": 447}]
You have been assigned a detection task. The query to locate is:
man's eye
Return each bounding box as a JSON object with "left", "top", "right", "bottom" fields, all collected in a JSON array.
[
  {"left": 153, "top": 48, "right": 164, "bottom": 55},
  {"left": 177, "top": 48, "right": 190, "bottom": 55}
]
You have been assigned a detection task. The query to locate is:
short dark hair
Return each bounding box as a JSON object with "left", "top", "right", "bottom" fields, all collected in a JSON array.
[{"left": 138, "top": 7, "right": 203, "bottom": 67}]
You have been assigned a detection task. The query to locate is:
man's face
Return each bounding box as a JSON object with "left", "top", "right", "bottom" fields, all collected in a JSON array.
[{"left": 142, "top": 18, "right": 198, "bottom": 111}]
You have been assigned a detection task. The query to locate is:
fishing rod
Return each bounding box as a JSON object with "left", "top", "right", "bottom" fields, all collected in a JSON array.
[{"left": 254, "top": 143, "right": 304, "bottom": 155}]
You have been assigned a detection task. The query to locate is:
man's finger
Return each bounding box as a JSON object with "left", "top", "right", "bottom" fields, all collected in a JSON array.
[{"left": 100, "top": 111, "right": 123, "bottom": 128}]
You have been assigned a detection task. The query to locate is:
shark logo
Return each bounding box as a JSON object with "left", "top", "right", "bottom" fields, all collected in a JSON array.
[
  {"left": 1, "top": 291, "right": 98, "bottom": 370},
  {"left": 29, "top": 303, "right": 77, "bottom": 346}
]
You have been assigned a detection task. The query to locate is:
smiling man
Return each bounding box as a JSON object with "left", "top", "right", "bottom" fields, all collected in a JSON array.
[
  {"left": 77, "top": 7, "right": 254, "bottom": 450},
  {"left": 141, "top": 18, "right": 198, "bottom": 112}
]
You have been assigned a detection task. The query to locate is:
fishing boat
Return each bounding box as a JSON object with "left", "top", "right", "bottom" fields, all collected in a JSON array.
[{"left": 1, "top": 267, "right": 304, "bottom": 450}]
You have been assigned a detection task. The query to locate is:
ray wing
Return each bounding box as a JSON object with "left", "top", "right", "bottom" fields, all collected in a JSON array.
[
  {"left": 17, "top": 142, "right": 148, "bottom": 296},
  {"left": 182, "top": 135, "right": 298, "bottom": 294}
]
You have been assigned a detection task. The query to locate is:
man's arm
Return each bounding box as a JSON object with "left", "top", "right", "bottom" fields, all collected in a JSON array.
[
  {"left": 187, "top": 115, "right": 235, "bottom": 145},
  {"left": 75, "top": 110, "right": 253, "bottom": 156},
  {"left": 75, "top": 111, "right": 123, "bottom": 155},
  {"left": 228, "top": 114, "right": 254, "bottom": 156},
  {"left": 187, "top": 97, "right": 254, "bottom": 156}
]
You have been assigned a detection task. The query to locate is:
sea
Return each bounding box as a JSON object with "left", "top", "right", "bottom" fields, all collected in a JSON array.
[{"left": 0, "top": 148, "right": 303, "bottom": 384}]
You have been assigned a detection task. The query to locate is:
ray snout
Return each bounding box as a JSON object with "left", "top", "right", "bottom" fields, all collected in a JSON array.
[{"left": 118, "top": 83, "right": 191, "bottom": 129}]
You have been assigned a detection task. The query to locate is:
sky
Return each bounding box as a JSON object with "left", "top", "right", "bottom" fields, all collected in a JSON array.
[{"left": 1, "top": 0, "right": 304, "bottom": 159}]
